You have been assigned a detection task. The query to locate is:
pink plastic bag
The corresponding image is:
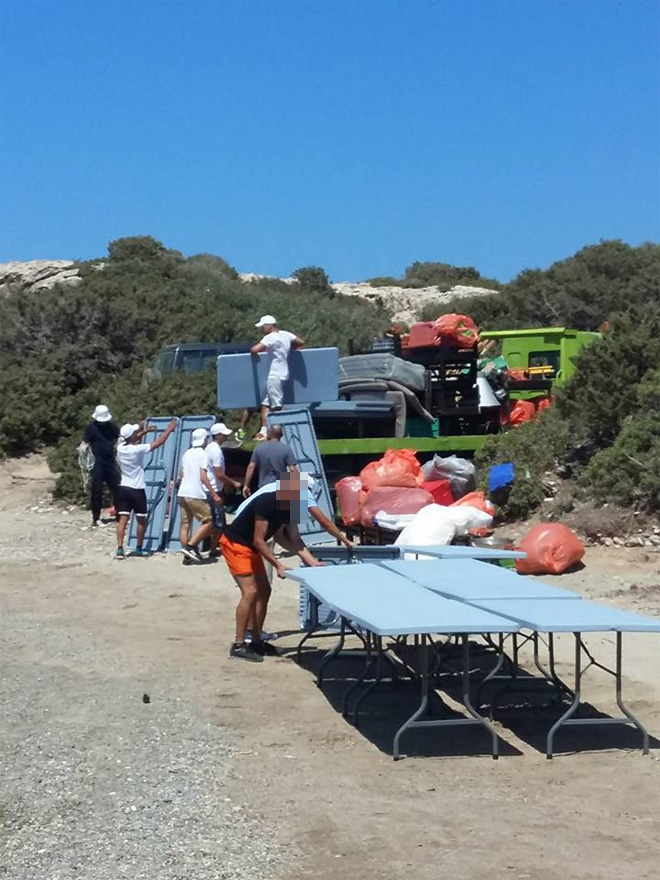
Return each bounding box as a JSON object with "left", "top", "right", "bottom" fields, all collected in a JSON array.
[
  {"left": 335, "top": 476, "right": 364, "bottom": 526},
  {"left": 360, "top": 486, "right": 433, "bottom": 527},
  {"left": 360, "top": 449, "right": 422, "bottom": 491},
  {"left": 516, "top": 523, "right": 585, "bottom": 575}
]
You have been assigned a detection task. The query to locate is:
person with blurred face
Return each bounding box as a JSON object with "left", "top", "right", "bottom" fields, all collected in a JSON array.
[
  {"left": 220, "top": 471, "right": 322, "bottom": 662},
  {"left": 250, "top": 315, "right": 304, "bottom": 440}
]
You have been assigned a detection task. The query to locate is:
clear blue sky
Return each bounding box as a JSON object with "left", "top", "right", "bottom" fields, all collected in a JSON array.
[{"left": 1, "top": 0, "right": 658, "bottom": 281}]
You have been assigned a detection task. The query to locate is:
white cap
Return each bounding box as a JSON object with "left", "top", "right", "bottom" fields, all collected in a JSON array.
[
  {"left": 92, "top": 404, "right": 112, "bottom": 423},
  {"left": 191, "top": 428, "right": 208, "bottom": 447},
  {"left": 119, "top": 423, "right": 140, "bottom": 441},
  {"left": 255, "top": 314, "right": 277, "bottom": 328},
  {"left": 210, "top": 422, "right": 232, "bottom": 436}
]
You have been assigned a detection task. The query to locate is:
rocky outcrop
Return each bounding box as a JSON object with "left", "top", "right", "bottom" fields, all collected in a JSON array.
[
  {"left": 0, "top": 260, "right": 82, "bottom": 297},
  {"left": 331, "top": 281, "right": 498, "bottom": 326},
  {"left": 239, "top": 274, "right": 499, "bottom": 325}
]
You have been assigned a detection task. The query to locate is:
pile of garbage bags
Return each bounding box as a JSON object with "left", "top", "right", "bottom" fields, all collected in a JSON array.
[{"left": 335, "top": 451, "right": 495, "bottom": 546}]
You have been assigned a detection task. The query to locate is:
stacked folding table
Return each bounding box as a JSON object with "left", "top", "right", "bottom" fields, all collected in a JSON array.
[{"left": 288, "top": 548, "right": 660, "bottom": 759}]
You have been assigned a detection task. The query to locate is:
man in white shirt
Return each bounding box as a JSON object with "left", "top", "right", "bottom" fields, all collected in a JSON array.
[
  {"left": 251, "top": 315, "right": 304, "bottom": 440},
  {"left": 115, "top": 419, "right": 177, "bottom": 559},
  {"left": 205, "top": 422, "right": 242, "bottom": 556},
  {"left": 177, "top": 428, "right": 221, "bottom": 563}
]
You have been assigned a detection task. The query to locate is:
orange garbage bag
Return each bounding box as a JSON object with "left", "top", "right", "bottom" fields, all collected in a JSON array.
[
  {"left": 433, "top": 314, "right": 479, "bottom": 349},
  {"left": 360, "top": 486, "right": 433, "bottom": 527},
  {"left": 508, "top": 400, "right": 536, "bottom": 427},
  {"left": 335, "top": 476, "right": 364, "bottom": 526},
  {"left": 515, "top": 523, "right": 585, "bottom": 575},
  {"left": 451, "top": 490, "right": 496, "bottom": 517},
  {"left": 535, "top": 396, "right": 552, "bottom": 415},
  {"left": 360, "top": 448, "right": 422, "bottom": 491}
]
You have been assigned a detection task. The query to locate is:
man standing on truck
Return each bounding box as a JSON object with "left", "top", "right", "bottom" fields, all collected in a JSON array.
[
  {"left": 251, "top": 315, "right": 304, "bottom": 441},
  {"left": 115, "top": 419, "right": 177, "bottom": 559}
]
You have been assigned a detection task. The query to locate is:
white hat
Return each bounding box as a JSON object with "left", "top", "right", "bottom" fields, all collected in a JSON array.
[
  {"left": 210, "top": 422, "right": 232, "bottom": 436},
  {"left": 92, "top": 404, "right": 112, "bottom": 423},
  {"left": 119, "top": 423, "right": 140, "bottom": 441},
  {"left": 191, "top": 427, "right": 208, "bottom": 447},
  {"left": 255, "top": 314, "right": 277, "bottom": 328}
]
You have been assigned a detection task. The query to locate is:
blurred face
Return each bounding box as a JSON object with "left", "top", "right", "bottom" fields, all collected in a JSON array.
[
  {"left": 276, "top": 471, "right": 306, "bottom": 523},
  {"left": 262, "top": 323, "right": 276, "bottom": 334}
]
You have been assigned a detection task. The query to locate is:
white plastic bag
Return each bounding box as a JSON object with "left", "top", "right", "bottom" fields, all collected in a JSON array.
[
  {"left": 373, "top": 512, "right": 417, "bottom": 531},
  {"left": 394, "top": 504, "right": 457, "bottom": 557},
  {"left": 421, "top": 454, "right": 476, "bottom": 499},
  {"left": 442, "top": 505, "right": 493, "bottom": 536}
]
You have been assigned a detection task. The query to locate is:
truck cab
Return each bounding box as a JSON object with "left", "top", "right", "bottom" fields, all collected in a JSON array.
[{"left": 144, "top": 341, "right": 252, "bottom": 385}]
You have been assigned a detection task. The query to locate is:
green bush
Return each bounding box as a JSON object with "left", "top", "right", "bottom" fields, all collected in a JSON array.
[{"left": 475, "top": 409, "right": 570, "bottom": 521}]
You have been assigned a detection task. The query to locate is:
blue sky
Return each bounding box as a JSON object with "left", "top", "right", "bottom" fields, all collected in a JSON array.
[{"left": 1, "top": 0, "right": 658, "bottom": 281}]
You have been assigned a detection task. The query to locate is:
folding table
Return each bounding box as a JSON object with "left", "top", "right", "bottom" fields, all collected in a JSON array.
[
  {"left": 287, "top": 564, "right": 520, "bottom": 758},
  {"left": 399, "top": 545, "right": 527, "bottom": 561},
  {"left": 475, "top": 598, "right": 660, "bottom": 757}
]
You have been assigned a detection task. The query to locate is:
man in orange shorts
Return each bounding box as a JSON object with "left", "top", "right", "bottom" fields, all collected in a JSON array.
[{"left": 221, "top": 472, "right": 322, "bottom": 662}]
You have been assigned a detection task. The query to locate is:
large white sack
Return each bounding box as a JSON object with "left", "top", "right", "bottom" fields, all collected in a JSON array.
[
  {"left": 443, "top": 505, "right": 493, "bottom": 536},
  {"left": 373, "top": 511, "right": 417, "bottom": 531},
  {"left": 394, "top": 504, "right": 457, "bottom": 557}
]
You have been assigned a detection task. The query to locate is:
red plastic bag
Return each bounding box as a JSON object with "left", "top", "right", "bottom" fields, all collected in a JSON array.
[
  {"left": 421, "top": 479, "right": 454, "bottom": 506},
  {"left": 335, "top": 476, "right": 364, "bottom": 526},
  {"left": 433, "top": 314, "right": 479, "bottom": 349},
  {"left": 515, "top": 523, "right": 585, "bottom": 575},
  {"left": 360, "top": 486, "right": 433, "bottom": 527},
  {"left": 508, "top": 400, "right": 536, "bottom": 427},
  {"left": 360, "top": 449, "right": 422, "bottom": 491},
  {"left": 535, "top": 396, "right": 552, "bottom": 415},
  {"left": 451, "top": 490, "right": 496, "bottom": 517}
]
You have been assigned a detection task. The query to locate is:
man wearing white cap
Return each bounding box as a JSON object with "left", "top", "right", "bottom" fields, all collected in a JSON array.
[
  {"left": 115, "top": 419, "right": 177, "bottom": 559},
  {"left": 83, "top": 404, "right": 120, "bottom": 527},
  {"left": 177, "top": 427, "right": 222, "bottom": 563},
  {"left": 251, "top": 316, "right": 304, "bottom": 441},
  {"left": 205, "top": 422, "right": 242, "bottom": 556}
]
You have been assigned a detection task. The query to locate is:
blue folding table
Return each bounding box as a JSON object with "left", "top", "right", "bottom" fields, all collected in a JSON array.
[
  {"left": 475, "top": 598, "right": 660, "bottom": 757},
  {"left": 399, "top": 545, "right": 527, "bottom": 561},
  {"left": 287, "top": 564, "right": 520, "bottom": 758}
]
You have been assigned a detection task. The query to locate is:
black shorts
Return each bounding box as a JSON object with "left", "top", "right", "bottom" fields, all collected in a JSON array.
[
  {"left": 117, "top": 487, "right": 148, "bottom": 517},
  {"left": 209, "top": 498, "right": 227, "bottom": 531}
]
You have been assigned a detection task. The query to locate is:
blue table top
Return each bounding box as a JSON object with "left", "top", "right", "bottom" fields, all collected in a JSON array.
[
  {"left": 399, "top": 544, "right": 527, "bottom": 560},
  {"left": 475, "top": 598, "right": 660, "bottom": 633},
  {"left": 378, "top": 559, "right": 580, "bottom": 601},
  {"left": 286, "top": 564, "right": 520, "bottom": 636}
]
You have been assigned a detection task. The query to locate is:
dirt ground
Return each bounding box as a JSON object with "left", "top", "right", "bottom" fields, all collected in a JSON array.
[{"left": 2, "top": 456, "right": 660, "bottom": 879}]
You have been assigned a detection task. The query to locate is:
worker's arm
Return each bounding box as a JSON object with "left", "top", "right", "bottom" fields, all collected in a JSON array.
[
  {"left": 135, "top": 419, "right": 156, "bottom": 441},
  {"left": 292, "top": 335, "right": 305, "bottom": 349},
  {"left": 149, "top": 419, "right": 177, "bottom": 451},
  {"left": 253, "top": 518, "right": 288, "bottom": 578},
  {"left": 251, "top": 342, "right": 267, "bottom": 355},
  {"left": 213, "top": 465, "right": 241, "bottom": 493},
  {"left": 200, "top": 468, "right": 221, "bottom": 504},
  {"left": 242, "top": 461, "right": 257, "bottom": 497},
  {"left": 310, "top": 505, "right": 352, "bottom": 548},
  {"left": 276, "top": 523, "right": 323, "bottom": 567}
]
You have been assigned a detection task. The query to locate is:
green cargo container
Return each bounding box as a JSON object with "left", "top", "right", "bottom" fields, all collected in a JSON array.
[{"left": 481, "top": 327, "right": 599, "bottom": 386}]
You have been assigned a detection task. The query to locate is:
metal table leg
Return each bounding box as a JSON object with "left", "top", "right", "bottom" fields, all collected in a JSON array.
[{"left": 317, "top": 618, "right": 346, "bottom": 688}]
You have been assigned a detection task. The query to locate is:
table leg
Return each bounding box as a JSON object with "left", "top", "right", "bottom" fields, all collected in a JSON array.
[
  {"left": 614, "top": 632, "right": 650, "bottom": 754},
  {"left": 546, "top": 633, "right": 583, "bottom": 759},
  {"left": 393, "top": 634, "right": 430, "bottom": 760},
  {"left": 353, "top": 636, "right": 384, "bottom": 726},
  {"left": 461, "top": 635, "right": 499, "bottom": 760},
  {"left": 341, "top": 632, "right": 374, "bottom": 717},
  {"left": 317, "top": 618, "right": 346, "bottom": 688}
]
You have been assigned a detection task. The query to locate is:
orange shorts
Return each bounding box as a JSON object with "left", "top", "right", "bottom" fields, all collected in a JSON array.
[{"left": 220, "top": 534, "right": 266, "bottom": 578}]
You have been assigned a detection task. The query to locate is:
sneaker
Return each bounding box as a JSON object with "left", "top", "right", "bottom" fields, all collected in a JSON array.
[
  {"left": 235, "top": 428, "right": 247, "bottom": 442},
  {"left": 254, "top": 428, "right": 268, "bottom": 441},
  {"left": 116, "top": 547, "right": 125, "bottom": 560},
  {"left": 132, "top": 547, "right": 150, "bottom": 558},
  {"left": 93, "top": 520, "right": 110, "bottom": 528},
  {"left": 229, "top": 642, "right": 263, "bottom": 663},
  {"left": 251, "top": 640, "right": 279, "bottom": 657},
  {"left": 245, "top": 629, "right": 278, "bottom": 643},
  {"left": 180, "top": 545, "right": 202, "bottom": 563}
]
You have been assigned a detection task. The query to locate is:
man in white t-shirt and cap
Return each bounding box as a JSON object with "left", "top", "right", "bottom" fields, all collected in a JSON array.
[
  {"left": 177, "top": 427, "right": 222, "bottom": 563},
  {"left": 205, "top": 421, "right": 242, "bottom": 557},
  {"left": 115, "top": 419, "right": 177, "bottom": 559},
  {"left": 251, "top": 315, "right": 304, "bottom": 441}
]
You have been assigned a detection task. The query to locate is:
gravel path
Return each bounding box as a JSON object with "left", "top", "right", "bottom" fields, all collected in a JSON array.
[{"left": 1, "top": 606, "right": 289, "bottom": 880}]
